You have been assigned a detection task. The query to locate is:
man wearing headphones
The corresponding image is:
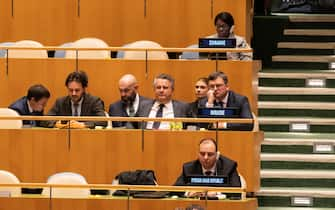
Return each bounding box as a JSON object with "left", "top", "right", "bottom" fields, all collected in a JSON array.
[
  {"left": 207, "top": 11, "right": 252, "bottom": 61},
  {"left": 174, "top": 138, "right": 241, "bottom": 197}
]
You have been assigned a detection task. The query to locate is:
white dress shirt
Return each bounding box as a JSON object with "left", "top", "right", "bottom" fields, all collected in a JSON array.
[{"left": 146, "top": 101, "right": 174, "bottom": 130}]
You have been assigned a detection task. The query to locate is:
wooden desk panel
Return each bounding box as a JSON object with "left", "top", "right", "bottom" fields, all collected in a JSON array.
[
  {"left": 0, "top": 197, "right": 257, "bottom": 210},
  {"left": 0, "top": 59, "right": 259, "bottom": 114},
  {"left": 0, "top": 129, "right": 262, "bottom": 192}
]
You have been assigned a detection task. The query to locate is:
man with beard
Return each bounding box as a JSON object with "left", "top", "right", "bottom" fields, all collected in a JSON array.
[
  {"left": 41, "top": 70, "right": 107, "bottom": 129},
  {"left": 109, "top": 74, "right": 151, "bottom": 128}
]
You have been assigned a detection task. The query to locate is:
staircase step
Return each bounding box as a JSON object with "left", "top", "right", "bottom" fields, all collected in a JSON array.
[
  {"left": 262, "top": 160, "right": 335, "bottom": 170},
  {"left": 258, "top": 187, "right": 335, "bottom": 198},
  {"left": 284, "top": 29, "right": 335, "bottom": 36},
  {"left": 261, "top": 169, "right": 335, "bottom": 179},
  {"left": 259, "top": 87, "right": 335, "bottom": 95},
  {"left": 258, "top": 207, "right": 334, "bottom": 210},
  {"left": 264, "top": 132, "right": 335, "bottom": 144},
  {"left": 259, "top": 117, "right": 335, "bottom": 125},
  {"left": 261, "top": 154, "right": 335, "bottom": 163},
  {"left": 259, "top": 95, "right": 335, "bottom": 102},
  {"left": 278, "top": 42, "right": 335, "bottom": 49},
  {"left": 258, "top": 187, "right": 335, "bottom": 207},
  {"left": 272, "top": 55, "right": 335, "bottom": 63},
  {"left": 259, "top": 70, "right": 335, "bottom": 78},
  {"left": 259, "top": 101, "right": 335, "bottom": 110},
  {"left": 289, "top": 15, "right": 335, "bottom": 23}
]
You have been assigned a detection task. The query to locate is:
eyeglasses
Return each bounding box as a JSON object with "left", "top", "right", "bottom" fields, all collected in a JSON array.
[{"left": 209, "top": 83, "right": 226, "bottom": 89}]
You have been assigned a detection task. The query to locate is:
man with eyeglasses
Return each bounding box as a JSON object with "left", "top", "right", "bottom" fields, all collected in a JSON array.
[
  {"left": 196, "top": 71, "right": 253, "bottom": 131},
  {"left": 207, "top": 11, "right": 252, "bottom": 61},
  {"left": 109, "top": 74, "right": 151, "bottom": 128}
]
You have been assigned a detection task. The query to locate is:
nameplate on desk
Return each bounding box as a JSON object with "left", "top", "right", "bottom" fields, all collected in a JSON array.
[
  {"left": 198, "top": 107, "right": 239, "bottom": 118},
  {"left": 186, "top": 175, "right": 229, "bottom": 187},
  {"left": 199, "top": 38, "right": 236, "bottom": 48}
]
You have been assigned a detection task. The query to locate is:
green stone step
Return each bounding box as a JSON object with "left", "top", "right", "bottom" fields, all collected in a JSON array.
[
  {"left": 258, "top": 207, "right": 335, "bottom": 210},
  {"left": 261, "top": 178, "right": 335, "bottom": 188},
  {"left": 260, "top": 125, "right": 334, "bottom": 133},
  {"left": 278, "top": 42, "right": 335, "bottom": 49},
  {"left": 259, "top": 109, "right": 335, "bottom": 118},
  {"left": 259, "top": 95, "right": 335, "bottom": 102},
  {"left": 258, "top": 87, "right": 335, "bottom": 95},
  {"left": 262, "top": 145, "right": 315, "bottom": 154},
  {"left": 257, "top": 187, "right": 335, "bottom": 198},
  {"left": 258, "top": 195, "right": 335, "bottom": 208},
  {"left": 259, "top": 78, "right": 335, "bottom": 88},
  {"left": 259, "top": 69, "right": 335, "bottom": 74},
  {"left": 261, "top": 161, "right": 335, "bottom": 170},
  {"left": 277, "top": 49, "right": 335, "bottom": 56},
  {"left": 264, "top": 132, "right": 335, "bottom": 140},
  {"left": 259, "top": 101, "right": 335, "bottom": 110},
  {"left": 271, "top": 62, "right": 329, "bottom": 70}
]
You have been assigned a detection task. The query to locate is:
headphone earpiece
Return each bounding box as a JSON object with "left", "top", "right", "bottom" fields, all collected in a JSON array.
[
  {"left": 216, "top": 151, "right": 220, "bottom": 160},
  {"left": 229, "top": 25, "right": 235, "bottom": 34}
]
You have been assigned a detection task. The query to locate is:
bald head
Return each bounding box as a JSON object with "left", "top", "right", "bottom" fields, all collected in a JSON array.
[
  {"left": 119, "top": 74, "right": 137, "bottom": 86},
  {"left": 118, "top": 74, "right": 139, "bottom": 104}
]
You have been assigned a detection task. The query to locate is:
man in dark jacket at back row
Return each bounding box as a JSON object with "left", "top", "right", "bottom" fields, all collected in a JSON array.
[{"left": 9, "top": 84, "right": 50, "bottom": 127}]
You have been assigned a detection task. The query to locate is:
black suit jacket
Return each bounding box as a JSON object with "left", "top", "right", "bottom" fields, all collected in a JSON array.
[
  {"left": 108, "top": 95, "right": 151, "bottom": 128},
  {"left": 9, "top": 96, "right": 44, "bottom": 126},
  {"left": 137, "top": 99, "right": 189, "bottom": 129},
  {"left": 41, "top": 93, "right": 107, "bottom": 128},
  {"left": 196, "top": 91, "right": 253, "bottom": 131},
  {"left": 174, "top": 155, "right": 241, "bottom": 187}
]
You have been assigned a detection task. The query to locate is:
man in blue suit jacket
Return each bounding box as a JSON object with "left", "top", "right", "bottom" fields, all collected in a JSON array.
[
  {"left": 193, "top": 71, "right": 253, "bottom": 131},
  {"left": 109, "top": 74, "right": 151, "bottom": 129},
  {"left": 9, "top": 84, "right": 50, "bottom": 126}
]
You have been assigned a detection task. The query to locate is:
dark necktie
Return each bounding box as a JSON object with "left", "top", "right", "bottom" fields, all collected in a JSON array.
[
  {"left": 128, "top": 103, "right": 135, "bottom": 117},
  {"left": 152, "top": 104, "right": 164, "bottom": 129},
  {"left": 205, "top": 171, "right": 212, "bottom": 176},
  {"left": 73, "top": 103, "right": 79, "bottom": 116},
  {"left": 215, "top": 101, "right": 224, "bottom": 108}
]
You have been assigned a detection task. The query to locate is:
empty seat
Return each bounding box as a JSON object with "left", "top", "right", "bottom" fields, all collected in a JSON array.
[
  {"left": 8, "top": 40, "right": 48, "bottom": 58},
  {"left": 65, "top": 38, "right": 110, "bottom": 59},
  {"left": 42, "top": 172, "right": 90, "bottom": 198},
  {"left": 0, "top": 108, "right": 23, "bottom": 129},
  {"left": 179, "top": 44, "right": 200, "bottom": 59},
  {"left": 122, "top": 40, "right": 168, "bottom": 60},
  {"left": 0, "top": 170, "right": 21, "bottom": 196},
  {"left": 0, "top": 42, "right": 14, "bottom": 57},
  {"left": 54, "top": 42, "right": 73, "bottom": 58}
]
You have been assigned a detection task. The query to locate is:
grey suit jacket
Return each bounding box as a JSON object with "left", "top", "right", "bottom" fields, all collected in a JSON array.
[
  {"left": 41, "top": 93, "right": 107, "bottom": 128},
  {"left": 138, "top": 99, "right": 189, "bottom": 129},
  {"left": 108, "top": 95, "right": 151, "bottom": 128}
]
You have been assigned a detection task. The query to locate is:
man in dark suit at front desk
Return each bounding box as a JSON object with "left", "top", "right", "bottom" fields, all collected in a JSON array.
[
  {"left": 194, "top": 71, "right": 253, "bottom": 131},
  {"left": 41, "top": 70, "right": 107, "bottom": 129},
  {"left": 174, "top": 138, "right": 241, "bottom": 197},
  {"left": 109, "top": 74, "right": 151, "bottom": 129},
  {"left": 138, "top": 73, "right": 189, "bottom": 130},
  {"left": 9, "top": 84, "right": 50, "bottom": 127}
]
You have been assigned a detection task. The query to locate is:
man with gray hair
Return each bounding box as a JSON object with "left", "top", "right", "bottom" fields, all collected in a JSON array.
[{"left": 138, "top": 73, "right": 189, "bottom": 130}]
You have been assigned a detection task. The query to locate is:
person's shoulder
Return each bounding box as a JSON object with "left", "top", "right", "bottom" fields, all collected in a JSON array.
[
  {"left": 9, "top": 96, "right": 26, "bottom": 108},
  {"left": 229, "top": 90, "right": 247, "bottom": 100},
  {"left": 219, "top": 155, "right": 237, "bottom": 166},
  {"left": 183, "top": 159, "right": 200, "bottom": 168}
]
